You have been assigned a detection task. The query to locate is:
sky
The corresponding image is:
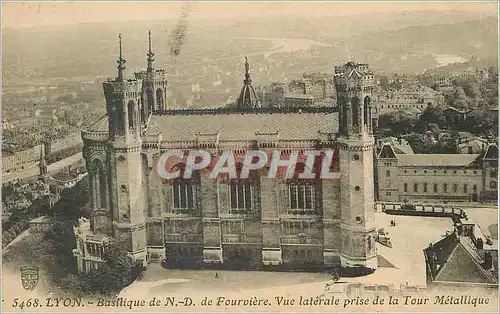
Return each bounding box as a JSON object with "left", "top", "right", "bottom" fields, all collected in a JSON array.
[{"left": 2, "top": 1, "right": 498, "bottom": 29}]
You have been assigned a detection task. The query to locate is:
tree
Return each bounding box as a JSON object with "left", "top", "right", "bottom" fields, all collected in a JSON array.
[
  {"left": 378, "top": 111, "right": 417, "bottom": 136},
  {"left": 447, "top": 86, "right": 469, "bottom": 109},
  {"left": 464, "top": 110, "right": 498, "bottom": 136},
  {"left": 71, "top": 243, "right": 141, "bottom": 297},
  {"left": 463, "top": 81, "right": 481, "bottom": 106},
  {"left": 415, "top": 107, "right": 444, "bottom": 133}
]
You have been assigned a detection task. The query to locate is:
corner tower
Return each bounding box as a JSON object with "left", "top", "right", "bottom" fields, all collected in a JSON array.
[
  {"left": 334, "top": 62, "right": 377, "bottom": 270},
  {"left": 103, "top": 34, "right": 147, "bottom": 264},
  {"left": 135, "top": 30, "right": 168, "bottom": 121}
]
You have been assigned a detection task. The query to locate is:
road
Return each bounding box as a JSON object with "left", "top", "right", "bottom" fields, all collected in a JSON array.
[{"left": 2, "top": 152, "right": 83, "bottom": 183}]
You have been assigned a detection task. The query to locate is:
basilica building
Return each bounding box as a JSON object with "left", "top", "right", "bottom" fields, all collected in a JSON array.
[{"left": 73, "top": 33, "right": 379, "bottom": 274}]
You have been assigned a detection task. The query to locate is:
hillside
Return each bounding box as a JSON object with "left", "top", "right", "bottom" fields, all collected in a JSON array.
[
  {"left": 343, "top": 17, "right": 498, "bottom": 73},
  {"left": 2, "top": 11, "right": 497, "bottom": 83}
]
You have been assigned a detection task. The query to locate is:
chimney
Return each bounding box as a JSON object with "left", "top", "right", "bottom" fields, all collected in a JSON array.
[
  {"left": 301, "top": 81, "right": 307, "bottom": 95},
  {"left": 476, "top": 237, "right": 484, "bottom": 250},
  {"left": 483, "top": 252, "right": 493, "bottom": 270}
]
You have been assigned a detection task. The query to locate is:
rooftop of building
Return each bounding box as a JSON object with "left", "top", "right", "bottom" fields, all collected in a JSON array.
[
  {"left": 424, "top": 230, "right": 498, "bottom": 285},
  {"left": 379, "top": 141, "right": 497, "bottom": 165},
  {"left": 396, "top": 154, "right": 480, "bottom": 167},
  {"left": 378, "top": 137, "right": 414, "bottom": 155},
  {"left": 285, "top": 92, "right": 315, "bottom": 100},
  {"left": 51, "top": 171, "right": 81, "bottom": 182},
  {"left": 147, "top": 108, "right": 338, "bottom": 142},
  {"left": 457, "top": 137, "right": 490, "bottom": 154},
  {"left": 444, "top": 106, "right": 469, "bottom": 114}
]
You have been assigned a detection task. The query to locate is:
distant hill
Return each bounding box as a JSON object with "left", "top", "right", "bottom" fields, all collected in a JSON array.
[
  {"left": 2, "top": 11, "right": 497, "bottom": 83},
  {"left": 424, "top": 57, "right": 498, "bottom": 75},
  {"left": 353, "top": 17, "right": 497, "bottom": 57},
  {"left": 340, "top": 17, "right": 498, "bottom": 73}
]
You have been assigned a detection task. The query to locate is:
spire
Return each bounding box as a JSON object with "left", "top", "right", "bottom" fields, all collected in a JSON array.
[
  {"left": 147, "top": 30, "right": 155, "bottom": 73},
  {"left": 244, "top": 56, "right": 251, "bottom": 85},
  {"left": 117, "top": 33, "right": 126, "bottom": 81},
  {"left": 236, "top": 56, "right": 261, "bottom": 109}
]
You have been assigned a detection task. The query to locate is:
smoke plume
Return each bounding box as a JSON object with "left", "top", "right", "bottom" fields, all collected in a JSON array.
[{"left": 169, "top": 2, "right": 192, "bottom": 58}]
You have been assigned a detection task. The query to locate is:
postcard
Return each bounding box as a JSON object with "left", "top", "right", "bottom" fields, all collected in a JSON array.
[{"left": 1, "top": 1, "right": 498, "bottom": 312}]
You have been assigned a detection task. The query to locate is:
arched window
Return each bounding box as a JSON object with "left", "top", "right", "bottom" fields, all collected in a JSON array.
[
  {"left": 403, "top": 183, "right": 408, "bottom": 192},
  {"left": 127, "top": 100, "right": 135, "bottom": 130},
  {"left": 413, "top": 183, "right": 418, "bottom": 192},
  {"left": 92, "top": 159, "right": 107, "bottom": 209},
  {"left": 490, "top": 181, "right": 497, "bottom": 189},
  {"left": 351, "top": 96, "right": 360, "bottom": 130},
  {"left": 453, "top": 184, "right": 458, "bottom": 193},
  {"left": 423, "top": 183, "right": 428, "bottom": 193},
  {"left": 433, "top": 184, "right": 438, "bottom": 193},
  {"left": 116, "top": 106, "right": 125, "bottom": 134},
  {"left": 147, "top": 89, "right": 155, "bottom": 113},
  {"left": 156, "top": 88, "right": 164, "bottom": 111},
  {"left": 364, "top": 96, "right": 370, "bottom": 126},
  {"left": 463, "top": 184, "right": 468, "bottom": 193},
  {"left": 443, "top": 183, "right": 448, "bottom": 193}
]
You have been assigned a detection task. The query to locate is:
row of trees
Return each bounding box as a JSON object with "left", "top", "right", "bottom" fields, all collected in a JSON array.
[
  {"left": 378, "top": 106, "right": 498, "bottom": 154},
  {"left": 442, "top": 75, "right": 498, "bottom": 110},
  {"left": 380, "top": 106, "right": 498, "bottom": 136}
]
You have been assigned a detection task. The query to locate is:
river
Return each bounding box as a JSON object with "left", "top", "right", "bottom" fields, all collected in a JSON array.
[
  {"left": 432, "top": 53, "right": 468, "bottom": 67},
  {"left": 241, "top": 37, "right": 332, "bottom": 57}
]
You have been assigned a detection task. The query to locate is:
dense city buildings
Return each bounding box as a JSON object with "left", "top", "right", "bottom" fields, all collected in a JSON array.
[
  {"left": 73, "top": 33, "right": 379, "bottom": 273},
  {"left": 376, "top": 86, "right": 444, "bottom": 117}
]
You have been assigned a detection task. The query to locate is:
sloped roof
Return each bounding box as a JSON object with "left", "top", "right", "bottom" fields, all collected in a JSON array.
[
  {"left": 85, "top": 114, "right": 108, "bottom": 132},
  {"left": 425, "top": 233, "right": 497, "bottom": 284},
  {"left": 148, "top": 112, "right": 338, "bottom": 142},
  {"left": 482, "top": 143, "right": 498, "bottom": 159},
  {"left": 457, "top": 137, "right": 489, "bottom": 154},
  {"left": 397, "top": 154, "right": 479, "bottom": 167},
  {"left": 378, "top": 144, "right": 397, "bottom": 159},
  {"left": 379, "top": 137, "right": 414, "bottom": 155},
  {"left": 237, "top": 84, "right": 261, "bottom": 109}
]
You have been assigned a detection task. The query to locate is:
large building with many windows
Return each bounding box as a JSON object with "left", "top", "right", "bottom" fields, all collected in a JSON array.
[
  {"left": 376, "top": 140, "right": 498, "bottom": 203},
  {"left": 73, "top": 33, "right": 379, "bottom": 274}
]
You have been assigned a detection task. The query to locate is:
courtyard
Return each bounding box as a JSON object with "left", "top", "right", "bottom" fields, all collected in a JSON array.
[
  {"left": 116, "top": 209, "right": 498, "bottom": 311},
  {"left": 119, "top": 212, "right": 458, "bottom": 298}
]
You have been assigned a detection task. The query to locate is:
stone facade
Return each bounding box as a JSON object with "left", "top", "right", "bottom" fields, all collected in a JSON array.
[
  {"left": 376, "top": 142, "right": 498, "bottom": 203},
  {"left": 73, "top": 34, "right": 378, "bottom": 274},
  {"left": 334, "top": 62, "right": 377, "bottom": 269}
]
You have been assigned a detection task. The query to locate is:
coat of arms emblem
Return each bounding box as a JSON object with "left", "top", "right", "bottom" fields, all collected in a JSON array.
[{"left": 20, "top": 266, "right": 39, "bottom": 291}]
